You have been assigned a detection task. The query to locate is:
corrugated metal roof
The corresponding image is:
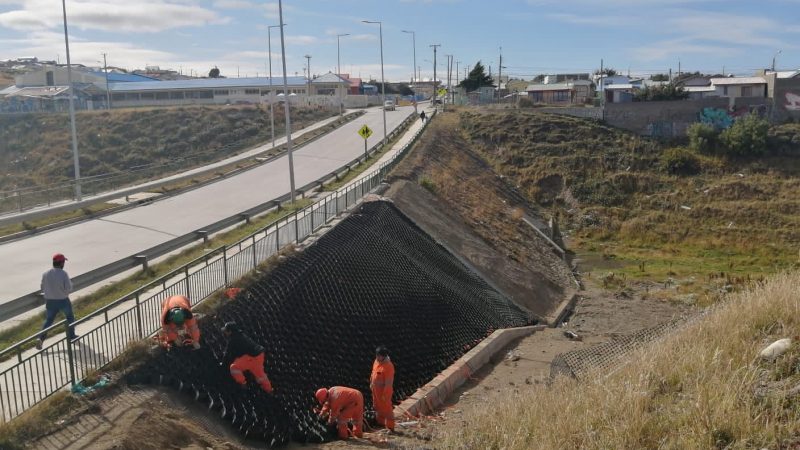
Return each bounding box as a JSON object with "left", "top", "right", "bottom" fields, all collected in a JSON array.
[
  {"left": 0, "top": 85, "right": 21, "bottom": 96},
  {"left": 604, "top": 84, "right": 636, "bottom": 90},
  {"left": 311, "top": 72, "right": 348, "bottom": 84},
  {"left": 109, "top": 76, "right": 307, "bottom": 92},
  {"left": 526, "top": 83, "right": 572, "bottom": 91},
  {"left": 684, "top": 86, "right": 717, "bottom": 92},
  {"left": 776, "top": 70, "right": 800, "bottom": 79},
  {"left": 710, "top": 77, "right": 765, "bottom": 85},
  {"left": 89, "top": 71, "right": 158, "bottom": 83},
  {"left": 6, "top": 86, "right": 70, "bottom": 98}
]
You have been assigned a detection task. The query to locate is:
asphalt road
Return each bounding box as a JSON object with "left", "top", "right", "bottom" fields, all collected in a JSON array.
[{"left": 0, "top": 105, "right": 414, "bottom": 305}]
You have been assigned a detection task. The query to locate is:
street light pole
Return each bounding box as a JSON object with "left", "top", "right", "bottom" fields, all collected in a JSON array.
[
  {"left": 277, "top": 0, "right": 296, "bottom": 203},
  {"left": 268, "top": 24, "right": 284, "bottom": 150},
  {"left": 61, "top": 0, "right": 81, "bottom": 201},
  {"left": 304, "top": 54, "right": 312, "bottom": 97},
  {"left": 363, "top": 20, "right": 387, "bottom": 147},
  {"left": 401, "top": 30, "right": 416, "bottom": 109},
  {"left": 337, "top": 33, "right": 349, "bottom": 116},
  {"left": 102, "top": 52, "right": 111, "bottom": 109}
]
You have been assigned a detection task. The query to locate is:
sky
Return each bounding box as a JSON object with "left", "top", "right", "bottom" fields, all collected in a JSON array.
[{"left": 0, "top": 0, "right": 798, "bottom": 82}]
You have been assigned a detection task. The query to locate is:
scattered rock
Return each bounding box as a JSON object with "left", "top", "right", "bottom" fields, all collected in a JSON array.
[{"left": 760, "top": 338, "right": 791, "bottom": 360}]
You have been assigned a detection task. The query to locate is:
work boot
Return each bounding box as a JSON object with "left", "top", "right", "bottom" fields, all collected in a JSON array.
[
  {"left": 192, "top": 341, "right": 201, "bottom": 350},
  {"left": 35, "top": 339, "right": 43, "bottom": 351}
]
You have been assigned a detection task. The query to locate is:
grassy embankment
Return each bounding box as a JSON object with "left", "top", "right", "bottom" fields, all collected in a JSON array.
[
  {"left": 453, "top": 109, "right": 800, "bottom": 305},
  {"left": 441, "top": 271, "right": 800, "bottom": 449},
  {"left": 0, "top": 105, "right": 335, "bottom": 192}
]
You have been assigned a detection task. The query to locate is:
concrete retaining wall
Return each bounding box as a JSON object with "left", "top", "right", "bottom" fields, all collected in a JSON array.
[
  {"left": 394, "top": 324, "right": 545, "bottom": 419},
  {"left": 535, "top": 106, "right": 602, "bottom": 120},
  {"left": 774, "top": 78, "right": 800, "bottom": 122},
  {"left": 604, "top": 98, "right": 730, "bottom": 137}
]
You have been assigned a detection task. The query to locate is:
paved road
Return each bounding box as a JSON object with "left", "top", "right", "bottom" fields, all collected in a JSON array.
[{"left": 0, "top": 106, "right": 414, "bottom": 305}]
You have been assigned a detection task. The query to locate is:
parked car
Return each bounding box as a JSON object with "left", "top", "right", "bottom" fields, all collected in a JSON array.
[{"left": 384, "top": 100, "right": 395, "bottom": 111}]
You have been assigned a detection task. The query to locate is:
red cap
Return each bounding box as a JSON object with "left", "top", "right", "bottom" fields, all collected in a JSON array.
[{"left": 52, "top": 253, "right": 67, "bottom": 263}]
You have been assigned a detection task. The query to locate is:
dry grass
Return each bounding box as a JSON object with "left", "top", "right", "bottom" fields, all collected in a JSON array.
[
  {"left": 439, "top": 271, "right": 800, "bottom": 449},
  {"left": 0, "top": 391, "right": 85, "bottom": 450}
]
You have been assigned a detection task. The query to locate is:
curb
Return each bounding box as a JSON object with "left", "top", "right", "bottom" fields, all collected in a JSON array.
[
  {"left": 543, "top": 293, "right": 581, "bottom": 327},
  {"left": 394, "top": 324, "right": 546, "bottom": 419}
]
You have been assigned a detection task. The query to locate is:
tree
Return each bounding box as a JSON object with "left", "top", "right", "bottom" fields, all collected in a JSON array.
[
  {"left": 593, "top": 67, "right": 617, "bottom": 76},
  {"left": 650, "top": 73, "right": 670, "bottom": 81},
  {"left": 532, "top": 74, "right": 546, "bottom": 83},
  {"left": 633, "top": 83, "right": 689, "bottom": 101},
  {"left": 458, "top": 61, "right": 494, "bottom": 92},
  {"left": 719, "top": 115, "right": 769, "bottom": 156},
  {"left": 209, "top": 67, "right": 220, "bottom": 78}
]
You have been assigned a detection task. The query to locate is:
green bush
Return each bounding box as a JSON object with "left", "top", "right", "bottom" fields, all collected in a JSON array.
[
  {"left": 687, "top": 122, "right": 719, "bottom": 154},
  {"left": 767, "top": 123, "right": 800, "bottom": 155},
  {"left": 660, "top": 147, "right": 701, "bottom": 175},
  {"left": 719, "top": 115, "right": 769, "bottom": 156}
]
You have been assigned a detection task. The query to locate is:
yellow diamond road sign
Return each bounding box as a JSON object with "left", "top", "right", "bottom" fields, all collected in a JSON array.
[
  {"left": 437, "top": 88, "right": 447, "bottom": 97},
  {"left": 358, "top": 124, "right": 373, "bottom": 140}
]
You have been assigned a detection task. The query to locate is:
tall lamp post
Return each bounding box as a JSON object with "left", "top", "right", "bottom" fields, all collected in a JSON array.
[
  {"left": 267, "top": 23, "right": 285, "bottom": 150},
  {"left": 337, "top": 33, "right": 349, "bottom": 116},
  {"left": 362, "top": 20, "right": 387, "bottom": 148},
  {"left": 61, "top": 0, "right": 81, "bottom": 201},
  {"left": 430, "top": 44, "right": 440, "bottom": 109},
  {"left": 401, "top": 29, "right": 416, "bottom": 111},
  {"left": 277, "top": 0, "right": 296, "bottom": 203},
  {"left": 304, "top": 54, "right": 312, "bottom": 97}
]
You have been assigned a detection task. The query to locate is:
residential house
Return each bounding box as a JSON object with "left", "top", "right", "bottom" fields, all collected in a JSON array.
[
  {"left": 543, "top": 73, "right": 590, "bottom": 84},
  {"left": 526, "top": 80, "right": 592, "bottom": 105},
  {"left": 709, "top": 76, "right": 767, "bottom": 99}
]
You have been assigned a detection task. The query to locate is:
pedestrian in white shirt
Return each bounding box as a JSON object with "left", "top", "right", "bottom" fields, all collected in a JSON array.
[{"left": 36, "top": 253, "right": 77, "bottom": 350}]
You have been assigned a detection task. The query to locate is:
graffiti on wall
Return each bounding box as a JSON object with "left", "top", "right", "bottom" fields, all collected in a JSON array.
[
  {"left": 786, "top": 92, "right": 800, "bottom": 111},
  {"left": 699, "top": 107, "right": 733, "bottom": 129}
]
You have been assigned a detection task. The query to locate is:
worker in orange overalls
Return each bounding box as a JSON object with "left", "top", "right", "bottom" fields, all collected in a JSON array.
[
  {"left": 161, "top": 295, "right": 200, "bottom": 349},
  {"left": 221, "top": 322, "right": 274, "bottom": 393},
  {"left": 315, "top": 386, "right": 364, "bottom": 439},
  {"left": 370, "top": 345, "right": 395, "bottom": 431}
]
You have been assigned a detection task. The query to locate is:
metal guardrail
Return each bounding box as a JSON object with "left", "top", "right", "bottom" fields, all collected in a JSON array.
[{"left": 0, "top": 109, "right": 433, "bottom": 423}]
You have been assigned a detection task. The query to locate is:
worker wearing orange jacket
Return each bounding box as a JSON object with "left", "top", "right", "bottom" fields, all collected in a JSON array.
[
  {"left": 221, "top": 322, "right": 274, "bottom": 393},
  {"left": 161, "top": 295, "right": 200, "bottom": 349},
  {"left": 370, "top": 346, "right": 395, "bottom": 430},
  {"left": 315, "top": 386, "right": 364, "bottom": 439}
]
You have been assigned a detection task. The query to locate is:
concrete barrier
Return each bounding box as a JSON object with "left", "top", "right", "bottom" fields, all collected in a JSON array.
[{"left": 394, "top": 324, "right": 545, "bottom": 419}]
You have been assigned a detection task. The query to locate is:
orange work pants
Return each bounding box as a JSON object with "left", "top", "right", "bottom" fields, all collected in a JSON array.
[{"left": 229, "top": 353, "right": 273, "bottom": 393}]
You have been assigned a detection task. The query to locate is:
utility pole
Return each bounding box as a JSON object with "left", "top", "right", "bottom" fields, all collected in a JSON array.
[
  {"left": 498, "top": 47, "right": 503, "bottom": 101},
  {"left": 277, "top": 0, "right": 296, "bottom": 203},
  {"left": 268, "top": 23, "right": 283, "bottom": 150},
  {"left": 337, "top": 33, "right": 349, "bottom": 116},
  {"left": 600, "top": 58, "right": 605, "bottom": 120},
  {"left": 102, "top": 52, "right": 111, "bottom": 109},
  {"left": 455, "top": 60, "right": 460, "bottom": 105},
  {"left": 430, "top": 44, "right": 440, "bottom": 109},
  {"left": 402, "top": 30, "right": 416, "bottom": 106}
]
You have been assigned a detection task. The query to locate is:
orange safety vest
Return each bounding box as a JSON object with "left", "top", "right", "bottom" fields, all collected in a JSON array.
[{"left": 370, "top": 357, "right": 395, "bottom": 391}]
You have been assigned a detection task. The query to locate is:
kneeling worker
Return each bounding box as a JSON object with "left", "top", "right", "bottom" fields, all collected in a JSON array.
[
  {"left": 161, "top": 295, "right": 200, "bottom": 349},
  {"left": 315, "top": 386, "right": 364, "bottom": 440},
  {"left": 221, "top": 322, "right": 274, "bottom": 393}
]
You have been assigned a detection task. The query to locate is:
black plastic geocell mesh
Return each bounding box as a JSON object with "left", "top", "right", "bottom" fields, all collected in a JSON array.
[{"left": 130, "top": 200, "right": 534, "bottom": 447}]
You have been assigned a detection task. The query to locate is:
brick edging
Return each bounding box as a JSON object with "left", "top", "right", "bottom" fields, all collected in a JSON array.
[{"left": 394, "top": 324, "right": 546, "bottom": 419}]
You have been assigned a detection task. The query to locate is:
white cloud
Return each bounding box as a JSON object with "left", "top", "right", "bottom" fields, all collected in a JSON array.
[
  {"left": 284, "top": 35, "right": 318, "bottom": 45},
  {"left": 0, "top": 0, "right": 229, "bottom": 33},
  {"left": 632, "top": 38, "right": 739, "bottom": 61},
  {"left": 670, "top": 13, "right": 786, "bottom": 47},
  {"left": 213, "top": 0, "right": 256, "bottom": 9},
  {"left": 546, "top": 13, "right": 627, "bottom": 26}
]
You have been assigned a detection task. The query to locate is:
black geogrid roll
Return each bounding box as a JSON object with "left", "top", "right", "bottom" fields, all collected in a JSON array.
[{"left": 130, "top": 200, "right": 534, "bottom": 446}]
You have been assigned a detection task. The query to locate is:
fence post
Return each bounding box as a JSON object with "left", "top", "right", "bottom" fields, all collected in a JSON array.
[
  {"left": 294, "top": 210, "right": 299, "bottom": 243},
  {"left": 223, "top": 246, "right": 229, "bottom": 286},
  {"left": 252, "top": 235, "right": 257, "bottom": 269},
  {"left": 66, "top": 334, "right": 76, "bottom": 387},
  {"left": 184, "top": 266, "right": 190, "bottom": 297},
  {"left": 275, "top": 223, "right": 280, "bottom": 251},
  {"left": 135, "top": 292, "right": 144, "bottom": 339},
  {"left": 311, "top": 204, "right": 315, "bottom": 232}
]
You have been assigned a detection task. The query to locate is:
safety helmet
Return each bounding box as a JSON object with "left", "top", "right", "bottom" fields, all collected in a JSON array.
[
  {"left": 315, "top": 388, "right": 329, "bottom": 404},
  {"left": 52, "top": 253, "right": 67, "bottom": 263},
  {"left": 169, "top": 308, "right": 186, "bottom": 325},
  {"left": 376, "top": 346, "right": 389, "bottom": 357}
]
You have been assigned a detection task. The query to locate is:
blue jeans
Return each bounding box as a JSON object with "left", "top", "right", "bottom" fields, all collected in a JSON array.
[{"left": 39, "top": 299, "right": 76, "bottom": 340}]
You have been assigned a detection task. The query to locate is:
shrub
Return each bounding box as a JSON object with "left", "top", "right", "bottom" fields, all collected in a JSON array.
[
  {"left": 767, "top": 123, "right": 800, "bottom": 155},
  {"left": 719, "top": 115, "right": 769, "bottom": 156},
  {"left": 518, "top": 97, "right": 535, "bottom": 108},
  {"left": 687, "top": 122, "right": 719, "bottom": 154},
  {"left": 660, "top": 147, "right": 701, "bottom": 175}
]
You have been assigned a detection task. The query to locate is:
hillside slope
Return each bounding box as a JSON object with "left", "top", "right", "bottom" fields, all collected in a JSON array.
[
  {"left": 0, "top": 105, "right": 334, "bottom": 192},
  {"left": 458, "top": 110, "right": 800, "bottom": 303}
]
